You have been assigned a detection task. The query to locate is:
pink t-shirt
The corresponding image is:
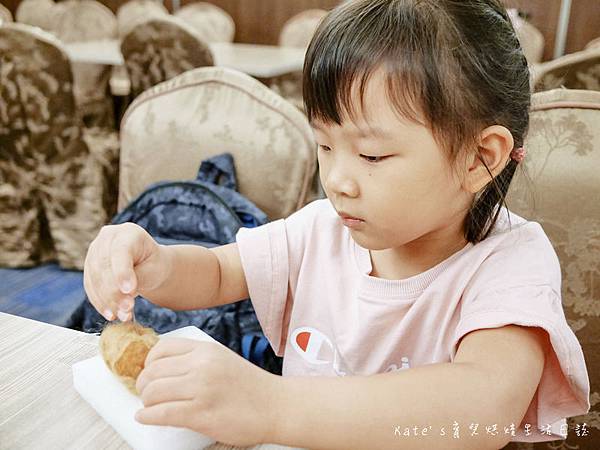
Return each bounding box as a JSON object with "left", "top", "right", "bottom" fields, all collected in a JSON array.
[{"left": 235, "top": 199, "right": 590, "bottom": 443}]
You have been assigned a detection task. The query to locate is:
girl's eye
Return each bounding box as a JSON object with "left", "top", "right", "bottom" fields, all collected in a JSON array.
[
  {"left": 360, "top": 154, "right": 386, "bottom": 163},
  {"left": 318, "top": 146, "right": 388, "bottom": 162}
]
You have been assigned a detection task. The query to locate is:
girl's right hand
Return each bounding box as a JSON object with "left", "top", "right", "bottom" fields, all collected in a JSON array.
[{"left": 83, "top": 223, "right": 171, "bottom": 322}]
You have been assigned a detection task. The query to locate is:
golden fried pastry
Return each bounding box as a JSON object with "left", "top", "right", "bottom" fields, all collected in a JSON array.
[{"left": 99, "top": 322, "right": 159, "bottom": 395}]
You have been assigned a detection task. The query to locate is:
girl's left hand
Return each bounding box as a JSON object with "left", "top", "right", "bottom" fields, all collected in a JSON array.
[{"left": 135, "top": 337, "right": 280, "bottom": 447}]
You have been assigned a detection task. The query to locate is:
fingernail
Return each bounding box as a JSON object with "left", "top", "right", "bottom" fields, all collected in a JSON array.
[
  {"left": 120, "top": 280, "right": 133, "bottom": 294},
  {"left": 120, "top": 298, "right": 134, "bottom": 312},
  {"left": 103, "top": 309, "right": 114, "bottom": 321},
  {"left": 117, "top": 310, "right": 130, "bottom": 322}
]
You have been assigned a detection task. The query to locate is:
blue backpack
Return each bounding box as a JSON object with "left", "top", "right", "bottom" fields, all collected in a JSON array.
[{"left": 67, "top": 153, "right": 283, "bottom": 375}]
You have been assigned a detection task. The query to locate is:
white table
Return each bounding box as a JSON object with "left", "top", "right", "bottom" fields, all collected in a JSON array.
[
  {"left": 0, "top": 312, "right": 301, "bottom": 450},
  {"left": 64, "top": 40, "right": 306, "bottom": 79}
]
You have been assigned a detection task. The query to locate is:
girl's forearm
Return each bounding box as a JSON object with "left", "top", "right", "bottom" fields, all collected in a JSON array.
[
  {"left": 269, "top": 363, "right": 517, "bottom": 450},
  {"left": 138, "top": 244, "right": 221, "bottom": 311}
]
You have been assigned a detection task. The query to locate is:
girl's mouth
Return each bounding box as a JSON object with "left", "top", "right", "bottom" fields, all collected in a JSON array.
[{"left": 338, "top": 212, "right": 365, "bottom": 228}]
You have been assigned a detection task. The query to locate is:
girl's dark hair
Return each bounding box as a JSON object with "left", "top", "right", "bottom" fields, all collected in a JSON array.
[{"left": 303, "top": 0, "right": 531, "bottom": 243}]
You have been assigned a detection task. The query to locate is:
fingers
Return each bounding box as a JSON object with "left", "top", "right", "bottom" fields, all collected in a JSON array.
[
  {"left": 83, "top": 223, "right": 150, "bottom": 321},
  {"left": 109, "top": 231, "right": 143, "bottom": 322},
  {"left": 137, "top": 363, "right": 194, "bottom": 405},
  {"left": 83, "top": 262, "right": 114, "bottom": 321},
  {"left": 136, "top": 352, "right": 192, "bottom": 394},
  {"left": 109, "top": 231, "right": 139, "bottom": 296},
  {"left": 145, "top": 338, "right": 200, "bottom": 366},
  {"left": 135, "top": 400, "right": 195, "bottom": 428}
]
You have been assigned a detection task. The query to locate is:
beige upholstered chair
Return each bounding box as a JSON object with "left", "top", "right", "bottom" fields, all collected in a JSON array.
[
  {"left": 531, "top": 48, "right": 600, "bottom": 92},
  {"left": 174, "top": 2, "right": 235, "bottom": 43},
  {"left": 279, "top": 9, "right": 327, "bottom": 49},
  {"left": 516, "top": 21, "right": 544, "bottom": 65},
  {"left": 507, "top": 9, "right": 545, "bottom": 65},
  {"left": 116, "top": 0, "right": 169, "bottom": 38},
  {"left": 502, "top": 89, "right": 600, "bottom": 450},
  {"left": 271, "top": 9, "right": 328, "bottom": 112},
  {"left": 15, "top": 0, "right": 60, "bottom": 31},
  {"left": 0, "top": 23, "right": 119, "bottom": 270},
  {"left": 121, "top": 16, "right": 214, "bottom": 99},
  {"left": 53, "top": 0, "right": 117, "bottom": 45},
  {"left": 47, "top": 0, "right": 76, "bottom": 31},
  {"left": 52, "top": 0, "right": 118, "bottom": 127},
  {"left": 0, "top": 4, "right": 13, "bottom": 23},
  {"left": 585, "top": 36, "right": 600, "bottom": 50},
  {"left": 119, "top": 67, "right": 321, "bottom": 220}
]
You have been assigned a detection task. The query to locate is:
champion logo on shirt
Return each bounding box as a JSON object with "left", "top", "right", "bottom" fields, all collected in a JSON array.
[
  {"left": 290, "top": 326, "right": 351, "bottom": 375},
  {"left": 385, "top": 357, "right": 411, "bottom": 372},
  {"left": 291, "top": 326, "right": 335, "bottom": 365},
  {"left": 290, "top": 326, "right": 411, "bottom": 376}
]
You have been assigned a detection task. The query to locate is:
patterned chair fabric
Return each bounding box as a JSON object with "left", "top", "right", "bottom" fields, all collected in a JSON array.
[
  {"left": 502, "top": 89, "right": 600, "bottom": 450},
  {"left": 268, "top": 71, "right": 305, "bottom": 113},
  {"left": 0, "top": 4, "right": 13, "bottom": 23},
  {"left": 119, "top": 67, "right": 321, "bottom": 221},
  {"left": 121, "top": 16, "right": 214, "bottom": 99},
  {"left": 0, "top": 23, "right": 119, "bottom": 270},
  {"left": 116, "top": 0, "right": 169, "bottom": 38},
  {"left": 531, "top": 48, "right": 600, "bottom": 92},
  {"left": 278, "top": 9, "right": 327, "bottom": 49},
  {"left": 174, "top": 2, "right": 235, "bottom": 43},
  {"left": 53, "top": 0, "right": 118, "bottom": 127},
  {"left": 508, "top": 9, "right": 545, "bottom": 65},
  {"left": 15, "top": 0, "right": 60, "bottom": 32}
]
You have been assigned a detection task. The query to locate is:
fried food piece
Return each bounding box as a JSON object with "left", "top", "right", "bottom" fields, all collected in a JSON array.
[{"left": 99, "top": 322, "right": 159, "bottom": 395}]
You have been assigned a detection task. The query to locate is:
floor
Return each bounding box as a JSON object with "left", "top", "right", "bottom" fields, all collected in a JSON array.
[{"left": 0, "top": 263, "right": 86, "bottom": 327}]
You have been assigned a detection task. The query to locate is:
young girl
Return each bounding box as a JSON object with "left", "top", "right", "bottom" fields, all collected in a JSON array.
[{"left": 84, "top": 1, "right": 590, "bottom": 448}]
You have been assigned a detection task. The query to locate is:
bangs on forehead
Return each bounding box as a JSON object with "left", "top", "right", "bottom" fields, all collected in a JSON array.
[
  {"left": 303, "top": 0, "right": 430, "bottom": 128},
  {"left": 307, "top": 60, "right": 428, "bottom": 128}
]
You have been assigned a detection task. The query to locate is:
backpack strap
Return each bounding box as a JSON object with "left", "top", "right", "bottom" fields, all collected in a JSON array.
[
  {"left": 196, "top": 153, "right": 237, "bottom": 191},
  {"left": 241, "top": 333, "right": 271, "bottom": 367}
]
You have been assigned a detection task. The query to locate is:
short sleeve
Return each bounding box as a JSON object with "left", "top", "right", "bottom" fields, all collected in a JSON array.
[
  {"left": 236, "top": 220, "right": 290, "bottom": 357},
  {"left": 452, "top": 285, "right": 590, "bottom": 442},
  {"left": 235, "top": 200, "right": 328, "bottom": 357}
]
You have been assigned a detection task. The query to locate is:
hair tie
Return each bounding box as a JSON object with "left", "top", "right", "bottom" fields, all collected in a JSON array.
[{"left": 510, "top": 146, "right": 526, "bottom": 163}]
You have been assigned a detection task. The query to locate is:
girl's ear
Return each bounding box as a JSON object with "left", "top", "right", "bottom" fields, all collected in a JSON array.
[{"left": 462, "top": 125, "right": 514, "bottom": 193}]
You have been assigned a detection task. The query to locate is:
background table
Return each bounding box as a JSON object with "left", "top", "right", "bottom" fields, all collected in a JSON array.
[
  {"left": 0, "top": 312, "right": 302, "bottom": 450},
  {"left": 63, "top": 40, "right": 305, "bottom": 79}
]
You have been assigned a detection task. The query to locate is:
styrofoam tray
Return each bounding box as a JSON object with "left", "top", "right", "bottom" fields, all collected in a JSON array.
[{"left": 72, "top": 326, "right": 218, "bottom": 450}]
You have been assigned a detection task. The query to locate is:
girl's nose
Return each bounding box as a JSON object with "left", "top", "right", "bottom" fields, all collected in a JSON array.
[{"left": 324, "top": 167, "right": 359, "bottom": 198}]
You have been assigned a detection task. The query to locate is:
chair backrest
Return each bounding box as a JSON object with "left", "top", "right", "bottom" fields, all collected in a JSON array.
[
  {"left": 508, "top": 9, "right": 545, "bottom": 64},
  {"left": 174, "top": 2, "right": 235, "bottom": 43},
  {"left": 279, "top": 9, "right": 327, "bottom": 49},
  {"left": 119, "top": 67, "right": 320, "bottom": 220},
  {"left": 531, "top": 47, "right": 600, "bottom": 92},
  {"left": 0, "top": 22, "right": 76, "bottom": 134},
  {"left": 53, "top": 0, "right": 117, "bottom": 42},
  {"left": 52, "top": 0, "right": 118, "bottom": 108},
  {"left": 15, "top": 0, "right": 60, "bottom": 31},
  {"left": 585, "top": 36, "right": 600, "bottom": 51},
  {"left": 116, "top": 0, "right": 169, "bottom": 38},
  {"left": 0, "top": 23, "right": 106, "bottom": 268},
  {"left": 505, "top": 88, "right": 600, "bottom": 444},
  {"left": 0, "top": 4, "right": 13, "bottom": 23},
  {"left": 121, "top": 16, "right": 214, "bottom": 98}
]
